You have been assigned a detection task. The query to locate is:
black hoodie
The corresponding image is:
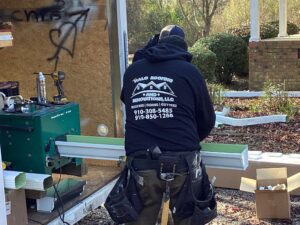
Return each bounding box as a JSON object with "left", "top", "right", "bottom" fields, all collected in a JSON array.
[{"left": 121, "top": 36, "right": 215, "bottom": 155}]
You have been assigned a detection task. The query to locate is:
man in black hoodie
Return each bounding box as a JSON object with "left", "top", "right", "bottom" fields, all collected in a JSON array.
[{"left": 121, "top": 25, "right": 216, "bottom": 225}]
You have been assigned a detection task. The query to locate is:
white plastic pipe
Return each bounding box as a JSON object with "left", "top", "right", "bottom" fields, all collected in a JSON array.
[
  {"left": 0, "top": 148, "right": 8, "bottom": 225},
  {"left": 3, "top": 171, "right": 26, "bottom": 189}
]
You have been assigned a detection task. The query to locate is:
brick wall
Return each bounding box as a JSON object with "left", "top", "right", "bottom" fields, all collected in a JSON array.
[{"left": 249, "top": 40, "right": 300, "bottom": 91}]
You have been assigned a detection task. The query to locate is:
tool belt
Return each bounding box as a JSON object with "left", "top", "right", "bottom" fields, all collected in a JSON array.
[
  {"left": 104, "top": 164, "right": 143, "bottom": 224},
  {"left": 131, "top": 155, "right": 189, "bottom": 173},
  {"left": 173, "top": 153, "right": 217, "bottom": 225},
  {"left": 129, "top": 146, "right": 195, "bottom": 173}
]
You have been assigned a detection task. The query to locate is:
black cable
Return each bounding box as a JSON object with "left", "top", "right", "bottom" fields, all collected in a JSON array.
[{"left": 52, "top": 159, "right": 71, "bottom": 225}]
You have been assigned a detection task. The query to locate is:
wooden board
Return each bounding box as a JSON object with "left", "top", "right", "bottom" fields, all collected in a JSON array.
[{"left": 27, "top": 165, "right": 121, "bottom": 224}]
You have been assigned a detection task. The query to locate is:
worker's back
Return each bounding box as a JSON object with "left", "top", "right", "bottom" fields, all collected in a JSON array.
[{"left": 121, "top": 35, "right": 215, "bottom": 155}]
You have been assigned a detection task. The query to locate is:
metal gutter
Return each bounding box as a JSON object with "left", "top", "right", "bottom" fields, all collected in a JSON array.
[
  {"left": 248, "top": 151, "right": 300, "bottom": 164},
  {"left": 216, "top": 114, "right": 287, "bottom": 126},
  {"left": 3, "top": 170, "right": 26, "bottom": 189},
  {"left": 46, "top": 179, "right": 117, "bottom": 225},
  {"left": 222, "top": 91, "right": 300, "bottom": 98},
  {"left": 56, "top": 139, "right": 249, "bottom": 170},
  {"left": 56, "top": 141, "right": 125, "bottom": 161}
]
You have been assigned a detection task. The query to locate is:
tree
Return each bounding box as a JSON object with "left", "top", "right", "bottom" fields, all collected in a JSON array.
[{"left": 178, "top": 0, "right": 227, "bottom": 38}]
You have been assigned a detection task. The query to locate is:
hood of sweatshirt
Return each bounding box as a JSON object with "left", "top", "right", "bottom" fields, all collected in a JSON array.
[{"left": 144, "top": 36, "right": 192, "bottom": 63}]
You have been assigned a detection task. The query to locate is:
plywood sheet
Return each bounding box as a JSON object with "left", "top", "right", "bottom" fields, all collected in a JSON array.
[{"left": 0, "top": 0, "right": 115, "bottom": 136}]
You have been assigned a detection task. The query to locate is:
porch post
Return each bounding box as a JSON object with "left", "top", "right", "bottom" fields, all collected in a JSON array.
[
  {"left": 250, "top": 0, "right": 260, "bottom": 42},
  {"left": 278, "top": 0, "right": 288, "bottom": 37}
]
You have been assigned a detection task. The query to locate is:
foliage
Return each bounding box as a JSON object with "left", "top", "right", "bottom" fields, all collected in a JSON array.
[
  {"left": 127, "top": 0, "right": 185, "bottom": 52},
  {"left": 207, "top": 83, "right": 225, "bottom": 106},
  {"left": 249, "top": 81, "right": 299, "bottom": 117},
  {"left": 178, "top": 0, "right": 226, "bottom": 38},
  {"left": 189, "top": 46, "right": 217, "bottom": 82},
  {"left": 194, "top": 33, "right": 248, "bottom": 84},
  {"left": 126, "top": 0, "right": 227, "bottom": 52},
  {"left": 212, "top": 0, "right": 300, "bottom": 35},
  {"left": 228, "top": 21, "right": 299, "bottom": 43}
]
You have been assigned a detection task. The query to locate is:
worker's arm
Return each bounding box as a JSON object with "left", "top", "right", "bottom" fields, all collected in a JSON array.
[{"left": 194, "top": 73, "right": 216, "bottom": 141}]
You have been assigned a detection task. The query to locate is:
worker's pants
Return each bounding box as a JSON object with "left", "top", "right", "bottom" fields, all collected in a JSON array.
[{"left": 125, "top": 169, "right": 191, "bottom": 225}]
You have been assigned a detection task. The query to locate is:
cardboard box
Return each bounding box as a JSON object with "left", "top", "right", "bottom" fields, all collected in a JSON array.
[
  {"left": 206, "top": 152, "right": 300, "bottom": 196},
  {"left": 5, "top": 189, "right": 28, "bottom": 225},
  {"left": 240, "top": 167, "right": 300, "bottom": 219}
]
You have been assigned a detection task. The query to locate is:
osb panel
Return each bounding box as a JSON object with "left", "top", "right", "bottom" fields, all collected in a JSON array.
[
  {"left": 0, "top": 0, "right": 115, "bottom": 136},
  {"left": 0, "top": 0, "right": 106, "bottom": 8}
]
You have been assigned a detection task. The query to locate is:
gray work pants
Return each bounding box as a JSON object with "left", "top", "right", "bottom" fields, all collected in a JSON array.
[{"left": 125, "top": 169, "right": 191, "bottom": 225}]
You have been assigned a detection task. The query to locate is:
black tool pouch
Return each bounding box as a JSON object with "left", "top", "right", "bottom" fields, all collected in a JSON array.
[
  {"left": 104, "top": 166, "right": 143, "bottom": 224},
  {"left": 173, "top": 153, "right": 217, "bottom": 225}
]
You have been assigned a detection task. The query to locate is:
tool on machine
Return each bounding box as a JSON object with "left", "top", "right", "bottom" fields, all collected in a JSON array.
[
  {"left": 0, "top": 91, "right": 34, "bottom": 113},
  {"left": 36, "top": 72, "right": 47, "bottom": 104},
  {"left": 34, "top": 71, "right": 67, "bottom": 103}
]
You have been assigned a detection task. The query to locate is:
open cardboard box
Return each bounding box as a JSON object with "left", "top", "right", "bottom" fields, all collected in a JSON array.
[{"left": 240, "top": 167, "right": 300, "bottom": 219}]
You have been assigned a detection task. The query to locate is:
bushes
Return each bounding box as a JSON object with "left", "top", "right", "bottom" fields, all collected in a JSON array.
[
  {"left": 193, "top": 33, "right": 248, "bottom": 84},
  {"left": 189, "top": 46, "right": 216, "bottom": 82},
  {"left": 228, "top": 21, "right": 299, "bottom": 43}
]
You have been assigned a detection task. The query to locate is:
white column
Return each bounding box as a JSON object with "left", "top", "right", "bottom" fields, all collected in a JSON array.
[
  {"left": 278, "top": 0, "right": 288, "bottom": 37},
  {"left": 250, "top": 0, "right": 260, "bottom": 42}
]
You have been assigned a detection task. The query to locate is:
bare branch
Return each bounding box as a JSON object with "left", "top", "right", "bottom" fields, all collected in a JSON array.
[
  {"left": 178, "top": 0, "right": 202, "bottom": 36},
  {"left": 209, "top": 0, "right": 220, "bottom": 18}
]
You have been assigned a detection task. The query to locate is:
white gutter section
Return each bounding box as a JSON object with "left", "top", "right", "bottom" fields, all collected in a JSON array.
[
  {"left": 216, "top": 114, "right": 287, "bottom": 126},
  {"left": 222, "top": 91, "right": 300, "bottom": 98},
  {"left": 46, "top": 179, "right": 117, "bottom": 225},
  {"left": 56, "top": 141, "right": 125, "bottom": 161},
  {"left": 55, "top": 141, "right": 248, "bottom": 170},
  {"left": 249, "top": 151, "right": 300, "bottom": 164},
  {"left": 23, "top": 173, "right": 53, "bottom": 191},
  {"left": 0, "top": 148, "right": 8, "bottom": 225},
  {"left": 202, "top": 147, "right": 249, "bottom": 170},
  {"left": 3, "top": 171, "right": 26, "bottom": 189}
]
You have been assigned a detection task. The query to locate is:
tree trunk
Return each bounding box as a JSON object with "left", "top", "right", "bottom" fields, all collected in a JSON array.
[{"left": 203, "top": 19, "right": 211, "bottom": 37}]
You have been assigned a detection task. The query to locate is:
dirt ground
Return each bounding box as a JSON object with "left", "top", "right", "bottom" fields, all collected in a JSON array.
[{"left": 76, "top": 188, "right": 300, "bottom": 225}]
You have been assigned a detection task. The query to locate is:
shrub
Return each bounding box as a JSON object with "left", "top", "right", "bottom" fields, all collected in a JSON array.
[
  {"left": 249, "top": 81, "right": 299, "bottom": 117},
  {"left": 207, "top": 83, "right": 225, "bottom": 106},
  {"left": 228, "top": 21, "right": 299, "bottom": 43},
  {"left": 189, "top": 46, "right": 217, "bottom": 82},
  {"left": 194, "top": 33, "right": 248, "bottom": 84}
]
